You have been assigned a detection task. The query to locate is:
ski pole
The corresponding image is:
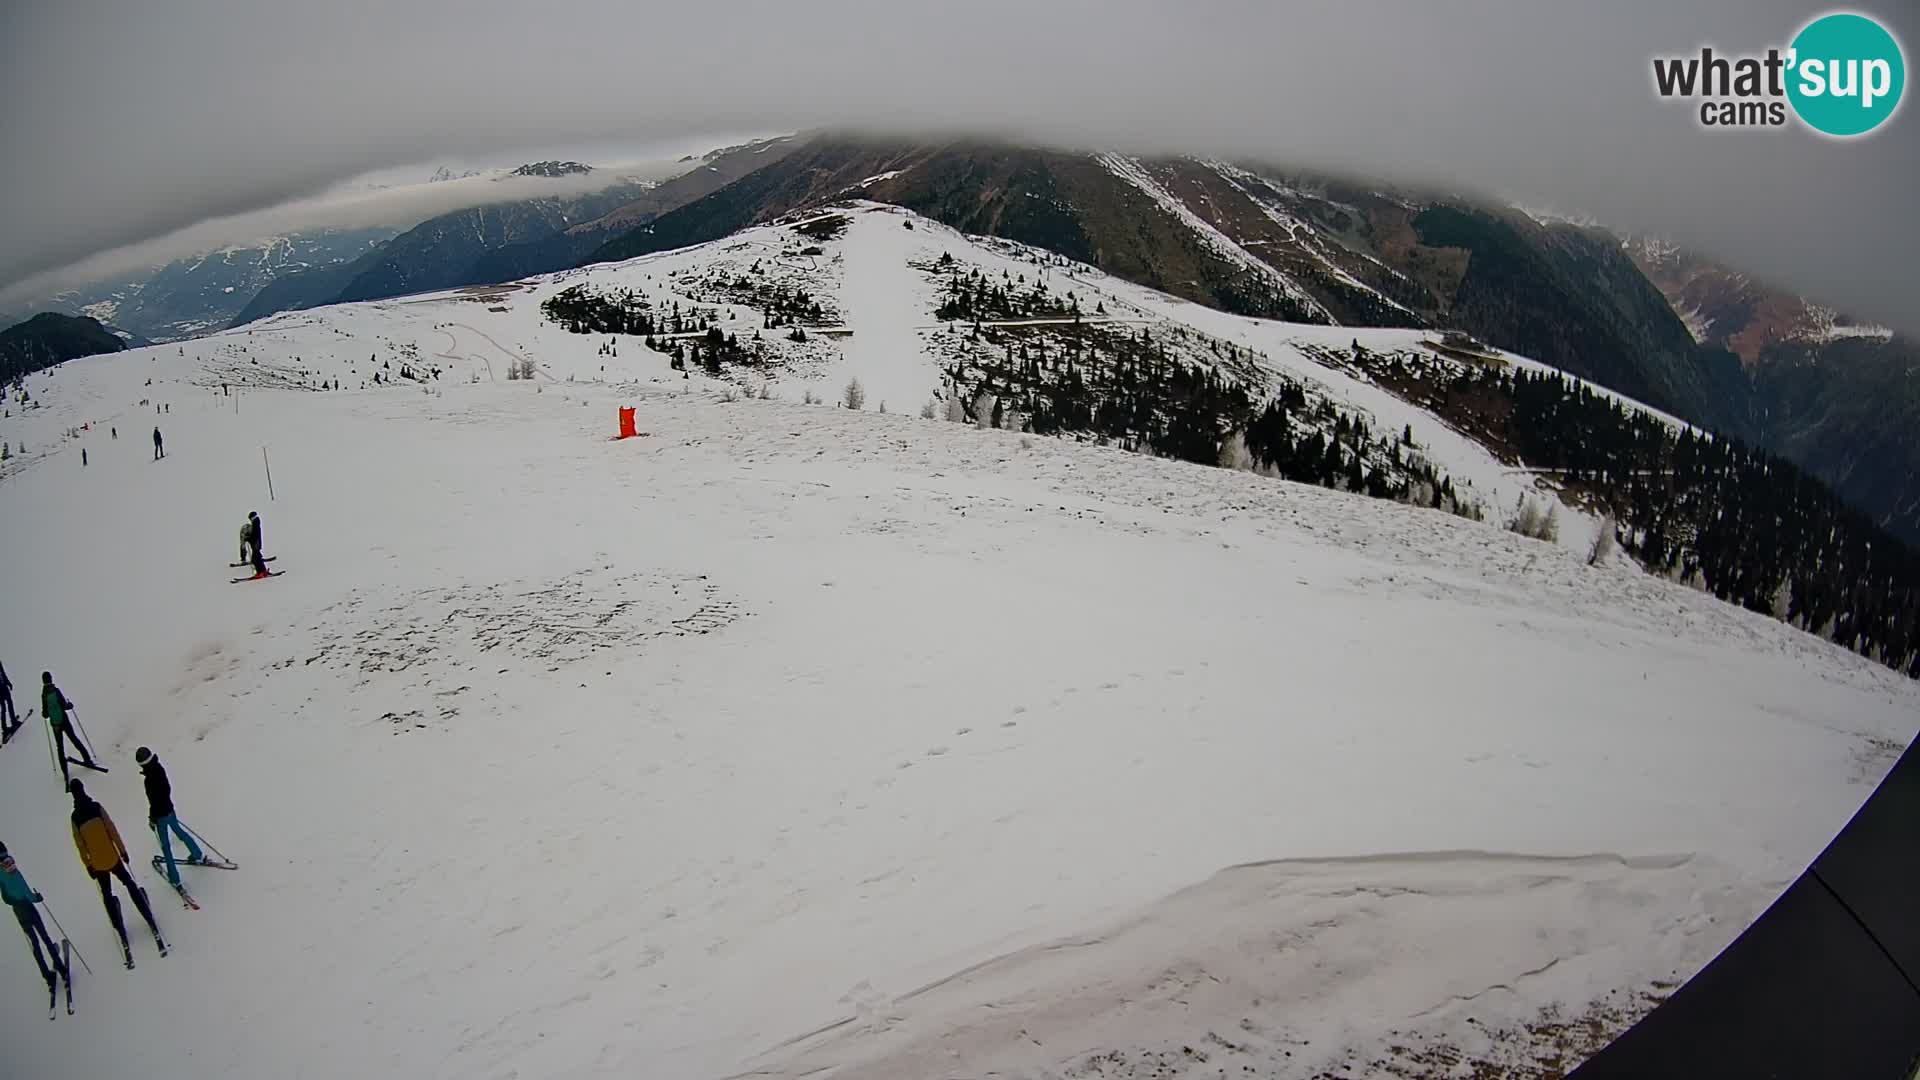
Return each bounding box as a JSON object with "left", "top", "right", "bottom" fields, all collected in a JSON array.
[
  {"left": 38, "top": 904, "right": 90, "bottom": 976},
  {"left": 66, "top": 706, "right": 98, "bottom": 760},
  {"left": 180, "top": 821, "right": 232, "bottom": 866}
]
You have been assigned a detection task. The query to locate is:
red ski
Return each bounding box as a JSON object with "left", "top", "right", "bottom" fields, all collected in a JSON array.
[{"left": 229, "top": 570, "right": 285, "bottom": 584}]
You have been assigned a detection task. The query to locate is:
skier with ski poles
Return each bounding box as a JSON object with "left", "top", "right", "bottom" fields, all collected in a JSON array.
[
  {"left": 68, "top": 780, "right": 166, "bottom": 968},
  {"left": 0, "top": 843, "right": 69, "bottom": 995},
  {"left": 42, "top": 672, "right": 99, "bottom": 781},
  {"left": 0, "top": 661, "right": 17, "bottom": 743},
  {"left": 136, "top": 748, "right": 204, "bottom": 889}
]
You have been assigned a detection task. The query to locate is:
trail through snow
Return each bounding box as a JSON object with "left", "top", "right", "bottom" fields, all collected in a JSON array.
[{"left": 828, "top": 212, "right": 943, "bottom": 412}]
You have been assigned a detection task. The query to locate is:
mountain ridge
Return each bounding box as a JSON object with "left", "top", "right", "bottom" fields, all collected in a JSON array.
[{"left": 0, "top": 311, "right": 129, "bottom": 383}]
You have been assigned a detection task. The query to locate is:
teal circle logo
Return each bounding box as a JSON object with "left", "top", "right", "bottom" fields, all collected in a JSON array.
[{"left": 1787, "top": 12, "right": 1905, "bottom": 136}]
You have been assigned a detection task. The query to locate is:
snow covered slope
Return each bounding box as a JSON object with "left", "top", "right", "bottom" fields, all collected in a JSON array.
[
  {"left": 208, "top": 203, "right": 1650, "bottom": 552},
  {"left": 1, "top": 206, "right": 1915, "bottom": 1080}
]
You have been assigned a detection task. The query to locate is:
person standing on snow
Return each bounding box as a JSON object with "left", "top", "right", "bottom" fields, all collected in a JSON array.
[
  {"left": 152, "top": 426, "right": 164, "bottom": 460},
  {"left": 68, "top": 780, "right": 165, "bottom": 966},
  {"left": 136, "top": 748, "right": 204, "bottom": 887},
  {"left": 0, "top": 843, "right": 68, "bottom": 992},
  {"left": 0, "top": 662, "right": 17, "bottom": 742},
  {"left": 42, "top": 672, "right": 97, "bottom": 780},
  {"left": 239, "top": 510, "right": 265, "bottom": 565}
]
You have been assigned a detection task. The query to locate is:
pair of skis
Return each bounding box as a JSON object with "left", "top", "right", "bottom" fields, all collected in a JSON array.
[
  {"left": 228, "top": 555, "right": 281, "bottom": 584},
  {"left": 45, "top": 941, "right": 75, "bottom": 1018},
  {"left": 1, "top": 708, "right": 31, "bottom": 746},
  {"left": 152, "top": 853, "right": 237, "bottom": 910}
]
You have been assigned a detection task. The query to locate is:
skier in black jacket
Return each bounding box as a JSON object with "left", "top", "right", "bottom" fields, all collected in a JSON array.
[
  {"left": 0, "top": 662, "right": 16, "bottom": 742},
  {"left": 42, "top": 673, "right": 96, "bottom": 780},
  {"left": 136, "top": 748, "right": 205, "bottom": 887}
]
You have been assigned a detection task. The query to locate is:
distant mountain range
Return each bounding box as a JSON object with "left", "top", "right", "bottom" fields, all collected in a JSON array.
[
  {"left": 14, "top": 228, "right": 398, "bottom": 343},
  {"left": 230, "top": 142, "right": 794, "bottom": 327},
  {"left": 510, "top": 160, "right": 593, "bottom": 178}
]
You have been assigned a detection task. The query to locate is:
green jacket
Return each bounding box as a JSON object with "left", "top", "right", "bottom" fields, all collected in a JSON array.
[{"left": 42, "top": 684, "right": 70, "bottom": 727}]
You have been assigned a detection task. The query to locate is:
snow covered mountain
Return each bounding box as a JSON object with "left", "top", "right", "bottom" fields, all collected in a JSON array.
[
  {"left": 1, "top": 203, "right": 1914, "bottom": 1079},
  {"left": 589, "top": 137, "right": 1730, "bottom": 425},
  {"left": 582, "top": 135, "right": 1920, "bottom": 551},
  {"left": 13, "top": 228, "right": 400, "bottom": 344}
]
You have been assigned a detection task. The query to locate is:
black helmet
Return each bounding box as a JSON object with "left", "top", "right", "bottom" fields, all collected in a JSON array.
[
  {"left": 135, "top": 747, "right": 153, "bottom": 764},
  {"left": 41, "top": 671, "right": 51, "bottom": 684},
  {"left": 66, "top": 778, "right": 85, "bottom": 798}
]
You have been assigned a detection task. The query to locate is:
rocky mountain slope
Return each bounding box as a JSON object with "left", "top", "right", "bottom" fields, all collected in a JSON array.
[{"left": 1626, "top": 238, "right": 1918, "bottom": 542}]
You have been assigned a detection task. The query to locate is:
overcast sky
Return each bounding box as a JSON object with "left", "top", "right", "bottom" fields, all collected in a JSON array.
[{"left": 2, "top": 0, "right": 1914, "bottom": 327}]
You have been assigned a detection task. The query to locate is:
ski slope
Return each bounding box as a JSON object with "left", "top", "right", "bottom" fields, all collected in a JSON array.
[{"left": 0, "top": 209, "right": 1915, "bottom": 1079}]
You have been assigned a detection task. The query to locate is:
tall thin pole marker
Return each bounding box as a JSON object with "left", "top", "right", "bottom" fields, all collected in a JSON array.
[{"left": 263, "top": 447, "right": 275, "bottom": 501}]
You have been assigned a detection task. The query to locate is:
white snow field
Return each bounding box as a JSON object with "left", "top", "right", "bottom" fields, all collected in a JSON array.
[{"left": 1, "top": 205, "right": 1915, "bottom": 1079}]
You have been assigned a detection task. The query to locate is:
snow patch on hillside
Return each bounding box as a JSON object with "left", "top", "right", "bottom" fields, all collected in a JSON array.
[
  {"left": 1203, "top": 161, "right": 1420, "bottom": 319},
  {"left": 1095, "top": 154, "right": 1332, "bottom": 322}
]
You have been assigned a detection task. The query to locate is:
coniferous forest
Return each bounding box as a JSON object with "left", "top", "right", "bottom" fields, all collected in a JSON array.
[
  {"left": 938, "top": 323, "right": 1481, "bottom": 521},
  {"left": 1345, "top": 345, "right": 1920, "bottom": 676}
]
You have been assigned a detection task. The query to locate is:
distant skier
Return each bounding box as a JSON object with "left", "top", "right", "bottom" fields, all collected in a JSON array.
[
  {"left": 68, "top": 780, "right": 165, "bottom": 966},
  {"left": 0, "top": 843, "right": 67, "bottom": 992},
  {"left": 42, "top": 672, "right": 97, "bottom": 780},
  {"left": 135, "top": 748, "right": 204, "bottom": 887},
  {"left": 81, "top": 448, "right": 87, "bottom": 467},
  {"left": 111, "top": 426, "right": 117, "bottom": 439},
  {"left": 152, "top": 427, "right": 164, "bottom": 460},
  {"left": 0, "top": 662, "right": 16, "bottom": 742}
]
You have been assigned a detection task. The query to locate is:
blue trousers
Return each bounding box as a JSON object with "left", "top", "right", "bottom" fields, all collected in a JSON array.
[{"left": 154, "top": 815, "right": 204, "bottom": 885}]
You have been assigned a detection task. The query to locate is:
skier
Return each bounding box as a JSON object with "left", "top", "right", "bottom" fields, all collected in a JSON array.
[
  {"left": 0, "top": 661, "right": 17, "bottom": 742},
  {"left": 68, "top": 780, "right": 164, "bottom": 966},
  {"left": 0, "top": 843, "right": 68, "bottom": 993},
  {"left": 239, "top": 510, "right": 265, "bottom": 566},
  {"left": 152, "top": 427, "right": 164, "bottom": 460},
  {"left": 135, "top": 748, "right": 203, "bottom": 887},
  {"left": 42, "top": 672, "right": 97, "bottom": 780},
  {"left": 81, "top": 448, "right": 87, "bottom": 467}
]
